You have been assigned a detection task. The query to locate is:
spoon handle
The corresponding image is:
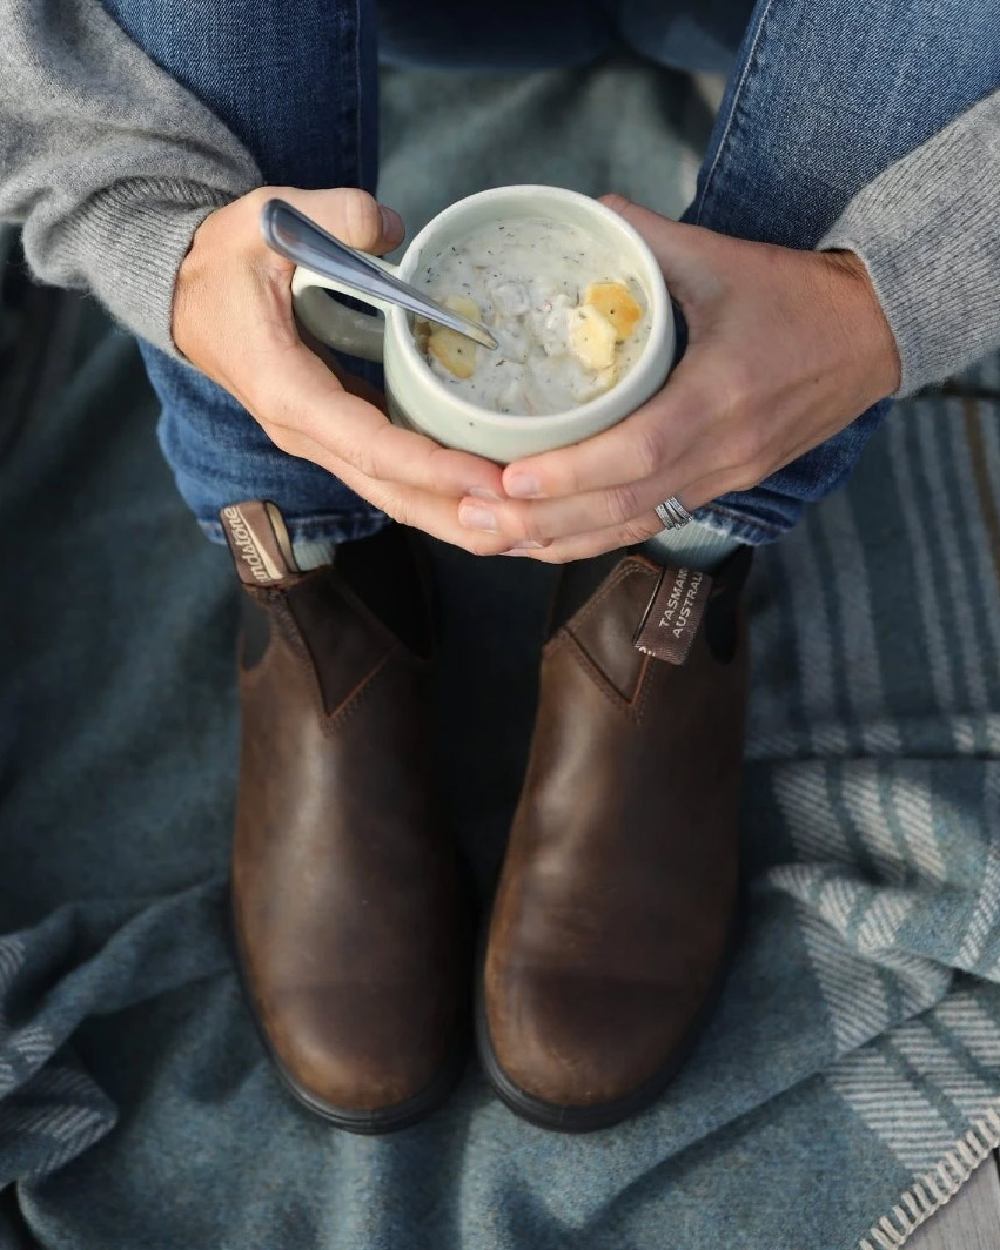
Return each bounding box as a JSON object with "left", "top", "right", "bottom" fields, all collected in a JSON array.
[{"left": 260, "top": 199, "right": 497, "bottom": 350}]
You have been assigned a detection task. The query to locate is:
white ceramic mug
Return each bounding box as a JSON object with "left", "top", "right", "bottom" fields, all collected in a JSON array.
[{"left": 291, "top": 185, "right": 673, "bottom": 463}]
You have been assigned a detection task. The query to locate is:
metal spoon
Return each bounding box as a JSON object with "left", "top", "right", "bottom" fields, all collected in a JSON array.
[{"left": 260, "top": 198, "right": 498, "bottom": 351}]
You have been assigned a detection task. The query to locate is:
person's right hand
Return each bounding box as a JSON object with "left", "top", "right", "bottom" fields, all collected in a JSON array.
[{"left": 172, "top": 186, "right": 508, "bottom": 552}]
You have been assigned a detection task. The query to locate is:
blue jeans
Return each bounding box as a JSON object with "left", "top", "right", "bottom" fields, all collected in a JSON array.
[{"left": 103, "top": 0, "right": 1000, "bottom": 547}]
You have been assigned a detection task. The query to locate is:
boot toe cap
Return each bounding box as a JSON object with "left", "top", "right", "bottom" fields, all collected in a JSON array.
[
  {"left": 262, "top": 984, "right": 455, "bottom": 1118},
  {"left": 485, "top": 966, "right": 710, "bottom": 1111}
]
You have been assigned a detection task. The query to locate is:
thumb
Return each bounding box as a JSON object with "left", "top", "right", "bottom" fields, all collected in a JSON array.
[
  {"left": 270, "top": 186, "right": 405, "bottom": 256},
  {"left": 598, "top": 194, "right": 726, "bottom": 310}
]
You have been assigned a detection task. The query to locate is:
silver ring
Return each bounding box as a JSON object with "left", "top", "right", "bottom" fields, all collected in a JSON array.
[{"left": 655, "top": 496, "right": 694, "bottom": 531}]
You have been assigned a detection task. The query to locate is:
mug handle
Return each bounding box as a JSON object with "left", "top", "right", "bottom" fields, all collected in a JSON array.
[{"left": 290, "top": 257, "right": 397, "bottom": 363}]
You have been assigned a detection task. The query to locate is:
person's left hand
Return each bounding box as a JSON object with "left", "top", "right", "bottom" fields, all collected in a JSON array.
[{"left": 454, "top": 195, "right": 901, "bottom": 562}]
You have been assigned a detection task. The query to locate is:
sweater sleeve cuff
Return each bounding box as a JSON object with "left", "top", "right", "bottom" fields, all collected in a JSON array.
[
  {"left": 818, "top": 93, "right": 1000, "bottom": 397},
  {"left": 58, "top": 177, "right": 253, "bottom": 357}
]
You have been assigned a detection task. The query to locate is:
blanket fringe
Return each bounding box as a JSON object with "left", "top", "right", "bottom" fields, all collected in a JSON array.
[{"left": 859, "top": 1103, "right": 1000, "bottom": 1249}]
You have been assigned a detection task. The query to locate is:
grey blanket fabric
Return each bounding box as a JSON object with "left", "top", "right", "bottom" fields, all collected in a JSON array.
[{"left": 0, "top": 0, "right": 999, "bottom": 389}]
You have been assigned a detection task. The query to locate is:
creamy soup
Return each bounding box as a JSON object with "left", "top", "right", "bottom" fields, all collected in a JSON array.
[{"left": 412, "top": 216, "right": 649, "bottom": 415}]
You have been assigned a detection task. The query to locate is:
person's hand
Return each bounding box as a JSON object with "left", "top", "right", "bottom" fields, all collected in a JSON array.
[
  {"left": 454, "top": 195, "right": 900, "bottom": 562},
  {"left": 173, "top": 186, "right": 508, "bottom": 552}
]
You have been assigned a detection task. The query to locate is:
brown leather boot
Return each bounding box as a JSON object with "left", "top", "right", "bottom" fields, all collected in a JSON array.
[
  {"left": 219, "top": 501, "right": 467, "bottom": 1134},
  {"left": 479, "top": 546, "right": 752, "bottom": 1132}
]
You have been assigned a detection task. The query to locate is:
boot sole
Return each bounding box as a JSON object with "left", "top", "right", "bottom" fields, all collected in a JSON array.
[
  {"left": 475, "top": 901, "right": 743, "bottom": 1134},
  {"left": 229, "top": 885, "right": 470, "bottom": 1135}
]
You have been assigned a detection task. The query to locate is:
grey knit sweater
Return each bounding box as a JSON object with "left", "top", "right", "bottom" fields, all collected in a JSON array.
[{"left": 1, "top": 0, "right": 997, "bottom": 395}]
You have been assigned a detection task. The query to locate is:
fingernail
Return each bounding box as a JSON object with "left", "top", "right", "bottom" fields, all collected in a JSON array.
[
  {"left": 509, "top": 539, "right": 544, "bottom": 549},
  {"left": 458, "top": 503, "right": 498, "bottom": 532},
  {"left": 379, "top": 205, "right": 404, "bottom": 241},
  {"left": 468, "top": 485, "right": 502, "bottom": 501},
  {"left": 506, "top": 473, "right": 542, "bottom": 499},
  {"left": 499, "top": 549, "right": 532, "bottom": 558}
]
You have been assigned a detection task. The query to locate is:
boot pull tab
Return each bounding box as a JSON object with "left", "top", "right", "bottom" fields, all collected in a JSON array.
[
  {"left": 219, "top": 501, "right": 298, "bottom": 586},
  {"left": 633, "top": 565, "right": 712, "bottom": 665}
]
